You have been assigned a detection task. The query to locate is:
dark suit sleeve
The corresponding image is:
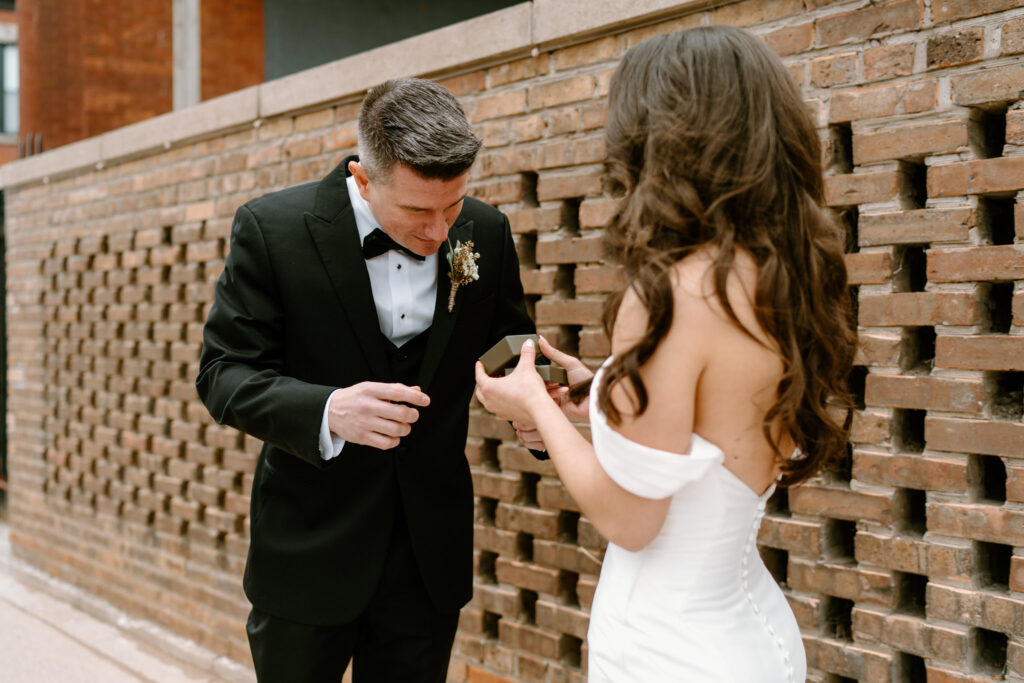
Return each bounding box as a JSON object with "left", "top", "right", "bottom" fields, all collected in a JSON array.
[
  {"left": 490, "top": 215, "right": 550, "bottom": 461},
  {"left": 489, "top": 215, "right": 536, "bottom": 346},
  {"left": 196, "top": 204, "right": 334, "bottom": 467}
]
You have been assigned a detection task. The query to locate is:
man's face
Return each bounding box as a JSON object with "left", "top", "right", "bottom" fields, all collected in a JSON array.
[{"left": 350, "top": 161, "right": 469, "bottom": 257}]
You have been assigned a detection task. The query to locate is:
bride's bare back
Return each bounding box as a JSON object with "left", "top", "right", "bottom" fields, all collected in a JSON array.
[{"left": 609, "top": 247, "right": 790, "bottom": 496}]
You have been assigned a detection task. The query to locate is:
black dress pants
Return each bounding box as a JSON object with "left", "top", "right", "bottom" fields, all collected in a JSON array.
[{"left": 246, "top": 511, "right": 460, "bottom": 683}]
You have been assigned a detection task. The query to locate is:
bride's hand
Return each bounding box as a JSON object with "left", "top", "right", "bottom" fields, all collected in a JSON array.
[
  {"left": 475, "top": 339, "right": 548, "bottom": 425},
  {"left": 538, "top": 336, "right": 592, "bottom": 422}
]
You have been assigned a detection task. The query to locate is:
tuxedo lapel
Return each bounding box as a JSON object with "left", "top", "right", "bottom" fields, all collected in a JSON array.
[
  {"left": 416, "top": 218, "right": 474, "bottom": 390},
  {"left": 304, "top": 195, "right": 391, "bottom": 381}
]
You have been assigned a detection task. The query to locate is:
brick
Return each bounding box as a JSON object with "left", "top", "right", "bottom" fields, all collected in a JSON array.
[
  {"left": 536, "top": 167, "right": 603, "bottom": 202},
  {"left": 534, "top": 600, "right": 589, "bottom": 640},
  {"left": 574, "top": 265, "right": 625, "bottom": 294},
  {"left": 535, "top": 235, "right": 604, "bottom": 264},
  {"left": 498, "top": 621, "right": 561, "bottom": 660},
  {"left": 519, "top": 268, "right": 562, "bottom": 295},
  {"left": 708, "top": 0, "right": 805, "bottom": 27},
  {"left": 928, "top": 501, "right": 1024, "bottom": 546},
  {"left": 471, "top": 90, "right": 527, "bottom": 123},
  {"left": 855, "top": 532, "right": 927, "bottom": 575},
  {"left": 853, "top": 119, "right": 969, "bottom": 165},
  {"left": 825, "top": 171, "right": 902, "bottom": 207},
  {"left": 527, "top": 76, "right": 595, "bottom": 111},
  {"left": 885, "top": 614, "right": 969, "bottom": 661},
  {"left": 816, "top": 0, "right": 922, "bottom": 47},
  {"left": 929, "top": 156, "right": 1024, "bottom": 197},
  {"left": 858, "top": 208, "right": 974, "bottom": 246},
  {"left": 926, "top": 416, "right": 1024, "bottom": 458},
  {"left": 927, "top": 246, "right": 1024, "bottom": 282},
  {"left": 932, "top": 0, "right": 1022, "bottom": 23},
  {"left": 579, "top": 329, "right": 610, "bottom": 358},
  {"left": 536, "top": 479, "right": 578, "bottom": 512},
  {"left": 473, "top": 525, "right": 521, "bottom": 557},
  {"left": 951, "top": 63, "right": 1024, "bottom": 106},
  {"left": 810, "top": 52, "right": 859, "bottom": 89},
  {"left": 805, "top": 638, "right": 892, "bottom": 681},
  {"left": 830, "top": 80, "right": 937, "bottom": 122},
  {"left": 487, "top": 55, "right": 549, "bottom": 89},
  {"left": 494, "top": 558, "right": 561, "bottom": 595},
  {"left": 854, "top": 451, "right": 968, "bottom": 492},
  {"left": 1008, "top": 108, "right": 1024, "bottom": 146},
  {"left": 927, "top": 27, "right": 984, "bottom": 70},
  {"left": 845, "top": 251, "right": 892, "bottom": 285},
  {"left": 790, "top": 483, "right": 894, "bottom": 524},
  {"left": 534, "top": 298, "right": 604, "bottom": 326},
  {"left": 437, "top": 71, "right": 485, "bottom": 97},
  {"left": 535, "top": 136, "right": 605, "bottom": 169},
  {"left": 865, "top": 375, "right": 984, "bottom": 413},
  {"left": 532, "top": 540, "right": 602, "bottom": 575},
  {"left": 471, "top": 470, "right": 525, "bottom": 502},
  {"left": 552, "top": 36, "right": 620, "bottom": 71},
  {"left": 495, "top": 503, "right": 559, "bottom": 539},
  {"left": 762, "top": 22, "right": 814, "bottom": 57},
  {"left": 757, "top": 516, "right": 823, "bottom": 556},
  {"left": 936, "top": 335, "right": 1024, "bottom": 371},
  {"left": 929, "top": 583, "right": 1024, "bottom": 634},
  {"left": 1003, "top": 16, "right": 1024, "bottom": 55},
  {"left": 504, "top": 204, "right": 561, "bottom": 234},
  {"left": 863, "top": 44, "right": 915, "bottom": 81},
  {"left": 858, "top": 292, "right": 977, "bottom": 327},
  {"left": 788, "top": 558, "right": 892, "bottom": 605},
  {"left": 496, "top": 444, "right": 556, "bottom": 477}
]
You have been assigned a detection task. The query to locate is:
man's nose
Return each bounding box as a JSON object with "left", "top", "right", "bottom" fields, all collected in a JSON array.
[{"left": 425, "top": 214, "right": 449, "bottom": 240}]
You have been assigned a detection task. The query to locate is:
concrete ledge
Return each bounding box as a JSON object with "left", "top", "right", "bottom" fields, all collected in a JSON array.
[
  {"left": 101, "top": 85, "right": 260, "bottom": 162},
  {"left": 0, "top": 0, "right": 713, "bottom": 189},
  {"left": 533, "top": 0, "right": 710, "bottom": 46},
  {"left": 0, "top": 135, "right": 101, "bottom": 188}
]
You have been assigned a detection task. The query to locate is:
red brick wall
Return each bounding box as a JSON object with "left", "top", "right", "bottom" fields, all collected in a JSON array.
[
  {"left": 17, "top": 0, "right": 173, "bottom": 151},
  {"left": 5, "top": 1, "right": 1024, "bottom": 681},
  {"left": 201, "top": 0, "right": 264, "bottom": 101},
  {"left": 17, "top": 0, "right": 265, "bottom": 152}
]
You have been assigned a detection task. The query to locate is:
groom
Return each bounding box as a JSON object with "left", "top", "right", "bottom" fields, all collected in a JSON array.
[{"left": 196, "top": 78, "right": 537, "bottom": 681}]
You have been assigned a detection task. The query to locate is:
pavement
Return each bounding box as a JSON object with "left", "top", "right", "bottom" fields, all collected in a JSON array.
[{"left": 0, "top": 521, "right": 256, "bottom": 683}]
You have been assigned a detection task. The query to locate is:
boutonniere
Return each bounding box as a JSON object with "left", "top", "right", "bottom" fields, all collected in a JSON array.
[{"left": 445, "top": 238, "right": 480, "bottom": 312}]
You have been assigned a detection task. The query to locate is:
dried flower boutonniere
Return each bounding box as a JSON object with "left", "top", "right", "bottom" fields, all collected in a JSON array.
[{"left": 445, "top": 239, "right": 480, "bottom": 312}]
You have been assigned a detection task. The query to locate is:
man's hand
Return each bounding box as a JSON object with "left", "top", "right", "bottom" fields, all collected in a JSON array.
[
  {"left": 512, "top": 421, "right": 546, "bottom": 451},
  {"left": 327, "top": 382, "right": 430, "bottom": 450}
]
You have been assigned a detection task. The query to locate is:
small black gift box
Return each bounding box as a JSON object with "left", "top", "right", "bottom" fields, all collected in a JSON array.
[{"left": 479, "top": 334, "right": 568, "bottom": 385}]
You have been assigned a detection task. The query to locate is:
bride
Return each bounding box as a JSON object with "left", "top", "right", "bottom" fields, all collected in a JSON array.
[{"left": 474, "top": 25, "right": 856, "bottom": 682}]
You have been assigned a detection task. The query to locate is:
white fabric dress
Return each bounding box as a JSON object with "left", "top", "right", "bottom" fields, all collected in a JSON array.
[{"left": 585, "top": 362, "right": 806, "bottom": 683}]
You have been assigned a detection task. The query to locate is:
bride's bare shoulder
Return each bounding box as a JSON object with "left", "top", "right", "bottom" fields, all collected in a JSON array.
[{"left": 667, "top": 246, "right": 773, "bottom": 348}]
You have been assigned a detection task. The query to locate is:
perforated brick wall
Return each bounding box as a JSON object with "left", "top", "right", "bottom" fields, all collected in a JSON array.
[{"left": 5, "top": 1, "right": 1024, "bottom": 681}]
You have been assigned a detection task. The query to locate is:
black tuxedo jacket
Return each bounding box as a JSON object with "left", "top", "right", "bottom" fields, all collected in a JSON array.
[{"left": 196, "top": 157, "right": 535, "bottom": 625}]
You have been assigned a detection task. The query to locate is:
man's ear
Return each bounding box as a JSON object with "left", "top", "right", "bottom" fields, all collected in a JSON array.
[{"left": 348, "top": 161, "right": 371, "bottom": 201}]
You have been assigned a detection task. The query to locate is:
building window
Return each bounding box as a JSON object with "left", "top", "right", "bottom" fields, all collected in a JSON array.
[{"left": 1, "top": 44, "right": 16, "bottom": 135}]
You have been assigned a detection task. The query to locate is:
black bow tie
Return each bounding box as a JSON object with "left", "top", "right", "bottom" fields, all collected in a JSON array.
[{"left": 362, "top": 228, "right": 425, "bottom": 261}]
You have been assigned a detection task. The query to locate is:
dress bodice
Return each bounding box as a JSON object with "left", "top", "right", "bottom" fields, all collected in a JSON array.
[{"left": 585, "top": 360, "right": 803, "bottom": 683}]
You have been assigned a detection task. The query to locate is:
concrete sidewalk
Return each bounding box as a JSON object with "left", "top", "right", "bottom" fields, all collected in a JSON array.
[{"left": 0, "top": 522, "right": 256, "bottom": 683}]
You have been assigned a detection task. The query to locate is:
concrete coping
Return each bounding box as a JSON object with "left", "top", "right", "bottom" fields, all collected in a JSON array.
[{"left": 0, "top": 0, "right": 706, "bottom": 190}]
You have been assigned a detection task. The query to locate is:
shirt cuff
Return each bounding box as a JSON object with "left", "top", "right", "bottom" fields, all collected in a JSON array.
[{"left": 319, "top": 389, "right": 346, "bottom": 461}]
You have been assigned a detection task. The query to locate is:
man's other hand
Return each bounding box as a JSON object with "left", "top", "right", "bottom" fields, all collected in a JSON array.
[{"left": 328, "top": 382, "right": 430, "bottom": 450}]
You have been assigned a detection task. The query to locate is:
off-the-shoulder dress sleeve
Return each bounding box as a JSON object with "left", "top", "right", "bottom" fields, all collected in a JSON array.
[{"left": 589, "top": 361, "right": 723, "bottom": 499}]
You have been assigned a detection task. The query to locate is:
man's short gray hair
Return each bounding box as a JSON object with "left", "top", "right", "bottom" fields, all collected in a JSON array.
[{"left": 358, "top": 78, "right": 482, "bottom": 182}]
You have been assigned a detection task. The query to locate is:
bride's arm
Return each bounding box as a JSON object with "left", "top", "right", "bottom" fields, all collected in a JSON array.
[{"left": 476, "top": 278, "right": 709, "bottom": 551}]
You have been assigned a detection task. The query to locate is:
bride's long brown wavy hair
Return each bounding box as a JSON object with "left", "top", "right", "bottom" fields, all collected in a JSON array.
[{"left": 584, "top": 26, "right": 856, "bottom": 486}]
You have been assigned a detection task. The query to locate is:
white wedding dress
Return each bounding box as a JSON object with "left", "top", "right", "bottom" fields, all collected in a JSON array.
[{"left": 585, "top": 362, "right": 806, "bottom": 682}]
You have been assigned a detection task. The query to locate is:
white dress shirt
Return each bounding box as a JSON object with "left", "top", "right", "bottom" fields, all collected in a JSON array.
[{"left": 318, "top": 175, "right": 439, "bottom": 460}]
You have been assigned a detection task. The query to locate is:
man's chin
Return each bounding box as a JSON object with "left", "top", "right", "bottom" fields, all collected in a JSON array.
[{"left": 411, "top": 240, "right": 443, "bottom": 256}]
